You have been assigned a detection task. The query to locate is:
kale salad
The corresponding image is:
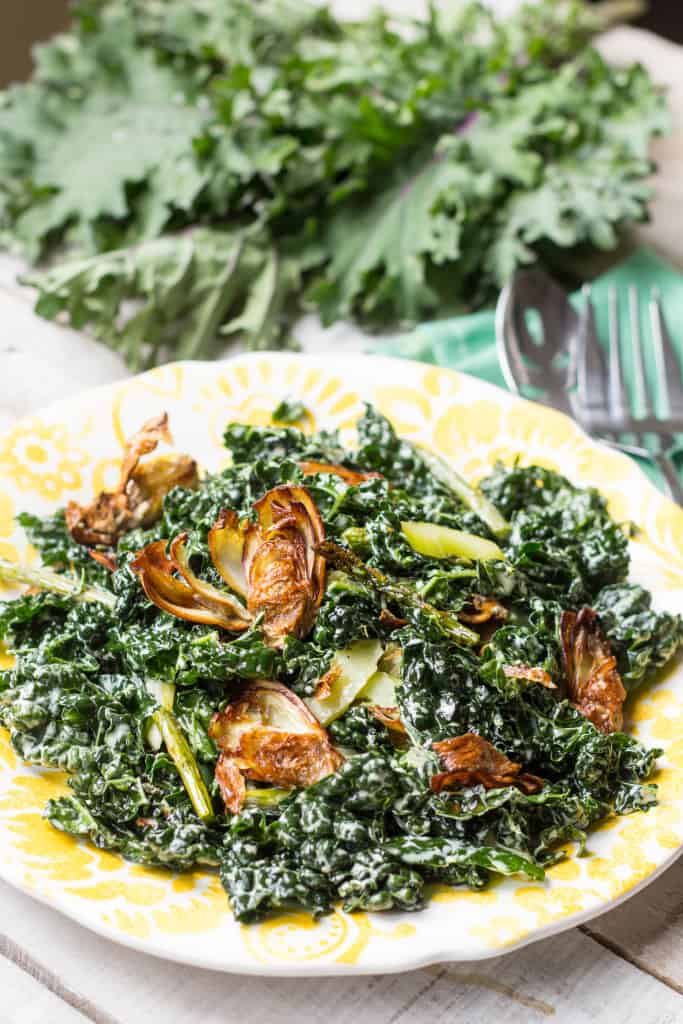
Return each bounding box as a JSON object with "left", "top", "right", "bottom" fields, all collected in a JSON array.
[{"left": 0, "top": 402, "right": 680, "bottom": 923}]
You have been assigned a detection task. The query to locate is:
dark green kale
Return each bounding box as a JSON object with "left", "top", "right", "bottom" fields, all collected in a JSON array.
[
  {"left": 481, "top": 619, "right": 560, "bottom": 691},
  {"left": 47, "top": 750, "right": 223, "bottom": 871},
  {"left": 594, "top": 584, "right": 683, "bottom": 690},
  {"left": 218, "top": 749, "right": 584, "bottom": 921},
  {"left": 480, "top": 462, "right": 629, "bottom": 604},
  {"left": 329, "top": 706, "right": 396, "bottom": 753},
  {"left": 397, "top": 630, "right": 659, "bottom": 815},
  {"left": 0, "top": 660, "right": 151, "bottom": 772},
  {"left": 223, "top": 421, "right": 347, "bottom": 468},
  {"left": 17, "top": 510, "right": 110, "bottom": 585},
  {"left": 354, "top": 406, "right": 491, "bottom": 536},
  {"left": 311, "top": 572, "right": 383, "bottom": 649},
  {"left": 0, "top": 403, "right": 676, "bottom": 926},
  {"left": 221, "top": 754, "right": 426, "bottom": 921},
  {"left": 272, "top": 398, "right": 307, "bottom": 425}
]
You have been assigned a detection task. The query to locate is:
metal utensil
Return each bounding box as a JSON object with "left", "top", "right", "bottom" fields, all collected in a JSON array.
[
  {"left": 574, "top": 285, "right": 683, "bottom": 504},
  {"left": 496, "top": 268, "right": 578, "bottom": 418},
  {"left": 496, "top": 269, "right": 683, "bottom": 503}
]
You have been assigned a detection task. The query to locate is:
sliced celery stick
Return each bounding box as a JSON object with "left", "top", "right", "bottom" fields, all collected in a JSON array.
[
  {"left": 401, "top": 521, "right": 504, "bottom": 562},
  {"left": 359, "top": 670, "right": 398, "bottom": 706},
  {"left": 305, "top": 638, "right": 382, "bottom": 725}
]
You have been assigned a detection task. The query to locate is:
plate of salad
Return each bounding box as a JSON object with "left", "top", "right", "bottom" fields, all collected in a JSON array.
[{"left": 0, "top": 351, "right": 681, "bottom": 975}]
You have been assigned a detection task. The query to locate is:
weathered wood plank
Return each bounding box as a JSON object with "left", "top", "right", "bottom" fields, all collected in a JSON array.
[
  {"left": 582, "top": 856, "right": 683, "bottom": 993},
  {"left": 0, "top": 955, "right": 88, "bottom": 1024},
  {"left": 0, "top": 880, "right": 681, "bottom": 1024}
]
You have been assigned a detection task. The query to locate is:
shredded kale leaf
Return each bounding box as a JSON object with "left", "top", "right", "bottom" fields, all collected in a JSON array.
[
  {"left": 0, "top": 402, "right": 677, "bottom": 923},
  {"left": 481, "top": 462, "right": 630, "bottom": 604},
  {"left": 593, "top": 583, "right": 683, "bottom": 689},
  {"left": 0, "top": 0, "right": 668, "bottom": 367}
]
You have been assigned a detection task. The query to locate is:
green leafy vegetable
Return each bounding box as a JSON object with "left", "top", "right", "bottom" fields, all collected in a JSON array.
[
  {"left": 0, "top": 400, "right": 676, "bottom": 925},
  {"left": 0, "top": 0, "right": 668, "bottom": 367},
  {"left": 594, "top": 584, "right": 683, "bottom": 689}
]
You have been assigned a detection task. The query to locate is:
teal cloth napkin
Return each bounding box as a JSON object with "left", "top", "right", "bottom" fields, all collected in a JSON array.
[{"left": 373, "top": 248, "right": 683, "bottom": 492}]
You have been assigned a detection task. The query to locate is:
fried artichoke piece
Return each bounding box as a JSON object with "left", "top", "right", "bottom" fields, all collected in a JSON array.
[
  {"left": 298, "top": 461, "right": 382, "bottom": 486},
  {"left": 367, "top": 705, "right": 408, "bottom": 744},
  {"left": 431, "top": 733, "right": 543, "bottom": 795},
  {"left": 502, "top": 664, "right": 556, "bottom": 689},
  {"left": 87, "top": 548, "right": 118, "bottom": 572},
  {"left": 65, "top": 413, "right": 197, "bottom": 548},
  {"left": 215, "top": 752, "right": 246, "bottom": 815},
  {"left": 209, "top": 680, "right": 343, "bottom": 813},
  {"left": 459, "top": 595, "right": 508, "bottom": 625},
  {"left": 130, "top": 535, "right": 251, "bottom": 631},
  {"left": 208, "top": 485, "right": 326, "bottom": 645},
  {"left": 560, "top": 607, "right": 627, "bottom": 734},
  {"left": 208, "top": 509, "right": 248, "bottom": 597}
]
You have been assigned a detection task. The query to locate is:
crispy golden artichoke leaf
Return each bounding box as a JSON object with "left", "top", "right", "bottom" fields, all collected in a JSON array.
[
  {"left": 431, "top": 733, "right": 543, "bottom": 795},
  {"left": 561, "top": 607, "right": 626, "bottom": 734},
  {"left": 65, "top": 413, "right": 198, "bottom": 550},
  {"left": 243, "top": 485, "right": 326, "bottom": 645},
  {"left": 208, "top": 509, "right": 248, "bottom": 597},
  {"left": 208, "top": 680, "right": 343, "bottom": 813},
  {"left": 130, "top": 535, "right": 251, "bottom": 631}
]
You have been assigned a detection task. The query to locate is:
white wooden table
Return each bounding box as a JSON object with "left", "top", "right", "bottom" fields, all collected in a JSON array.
[{"left": 1, "top": 21, "right": 683, "bottom": 1024}]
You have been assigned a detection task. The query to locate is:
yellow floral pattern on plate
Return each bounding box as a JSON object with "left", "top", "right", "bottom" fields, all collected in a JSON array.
[{"left": 0, "top": 353, "right": 681, "bottom": 975}]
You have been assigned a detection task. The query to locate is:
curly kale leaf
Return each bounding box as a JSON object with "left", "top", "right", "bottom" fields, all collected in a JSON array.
[
  {"left": 1, "top": 0, "right": 667, "bottom": 364},
  {"left": 594, "top": 584, "right": 683, "bottom": 689},
  {"left": 22, "top": 231, "right": 295, "bottom": 371},
  {"left": 3, "top": 28, "right": 210, "bottom": 258}
]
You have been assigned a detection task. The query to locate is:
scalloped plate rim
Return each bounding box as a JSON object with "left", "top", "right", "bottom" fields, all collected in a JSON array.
[{"left": 0, "top": 349, "right": 681, "bottom": 975}]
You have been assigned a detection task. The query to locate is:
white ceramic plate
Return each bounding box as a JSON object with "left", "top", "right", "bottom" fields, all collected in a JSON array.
[{"left": 0, "top": 352, "right": 682, "bottom": 975}]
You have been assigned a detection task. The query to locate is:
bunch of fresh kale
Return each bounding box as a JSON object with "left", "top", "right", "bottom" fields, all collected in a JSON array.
[{"left": 0, "top": 0, "right": 668, "bottom": 367}]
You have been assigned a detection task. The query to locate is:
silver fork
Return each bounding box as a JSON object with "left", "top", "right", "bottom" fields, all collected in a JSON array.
[{"left": 574, "top": 286, "right": 683, "bottom": 505}]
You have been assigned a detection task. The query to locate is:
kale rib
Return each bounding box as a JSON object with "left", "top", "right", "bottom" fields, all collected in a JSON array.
[
  {"left": 153, "top": 708, "right": 214, "bottom": 823},
  {"left": 415, "top": 448, "right": 510, "bottom": 539},
  {"left": 0, "top": 558, "right": 116, "bottom": 608}
]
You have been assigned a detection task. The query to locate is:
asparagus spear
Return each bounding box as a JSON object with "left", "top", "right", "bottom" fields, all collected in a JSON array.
[{"left": 319, "top": 541, "right": 479, "bottom": 647}]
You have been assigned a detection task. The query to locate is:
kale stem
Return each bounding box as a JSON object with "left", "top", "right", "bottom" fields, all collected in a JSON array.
[
  {"left": 0, "top": 558, "right": 116, "bottom": 609},
  {"left": 414, "top": 447, "right": 510, "bottom": 539},
  {"left": 319, "top": 541, "right": 480, "bottom": 647},
  {"left": 153, "top": 707, "right": 214, "bottom": 822}
]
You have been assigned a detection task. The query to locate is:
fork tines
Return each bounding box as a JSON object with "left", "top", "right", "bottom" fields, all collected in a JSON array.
[{"left": 575, "top": 285, "right": 683, "bottom": 436}]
